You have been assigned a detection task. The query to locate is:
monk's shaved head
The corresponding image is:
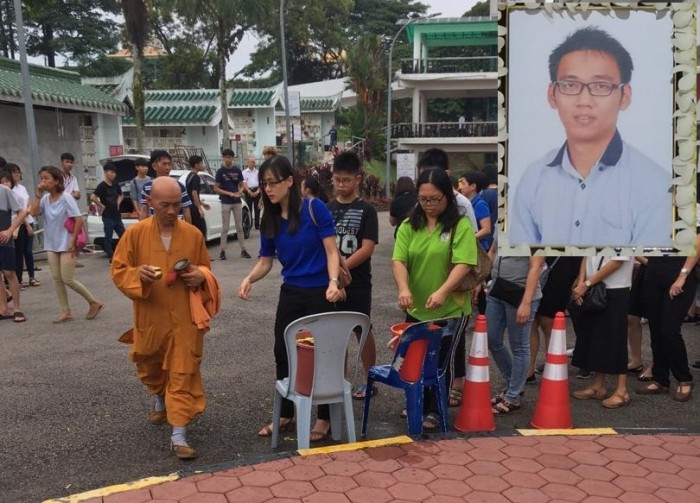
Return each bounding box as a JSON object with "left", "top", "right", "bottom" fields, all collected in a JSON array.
[{"left": 148, "top": 177, "right": 182, "bottom": 229}]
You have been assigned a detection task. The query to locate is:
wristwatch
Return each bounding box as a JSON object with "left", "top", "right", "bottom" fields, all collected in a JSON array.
[
  {"left": 680, "top": 267, "right": 690, "bottom": 275},
  {"left": 584, "top": 280, "right": 592, "bottom": 287}
]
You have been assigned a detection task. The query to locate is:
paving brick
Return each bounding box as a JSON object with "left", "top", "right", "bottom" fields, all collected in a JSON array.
[
  {"left": 345, "top": 486, "right": 393, "bottom": 503},
  {"left": 501, "top": 436, "right": 540, "bottom": 447},
  {"left": 534, "top": 442, "right": 572, "bottom": 456},
  {"left": 462, "top": 490, "right": 510, "bottom": 502},
  {"left": 253, "top": 458, "right": 295, "bottom": 472},
  {"left": 225, "top": 486, "right": 273, "bottom": 503},
  {"left": 270, "top": 480, "right": 316, "bottom": 499},
  {"left": 626, "top": 435, "right": 665, "bottom": 446},
  {"left": 540, "top": 467, "right": 583, "bottom": 485},
  {"left": 186, "top": 474, "right": 214, "bottom": 483},
  {"left": 564, "top": 439, "right": 604, "bottom": 453},
  {"left": 268, "top": 498, "right": 299, "bottom": 503},
  {"left": 689, "top": 483, "right": 700, "bottom": 497},
  {"left": 599, "top": 448, "right": 642, "bottom": 463},
  {"left": 238, "top": 470, "right": 284, "bottom": 487},
  {"left": 669, "top": 454, "right": 700, "bottom": 471},
  {"left": 541, "top": 483, "right": 587, "bottom": 502},
  {"left": 398, "top": 454, "right": 440, "bottom": 469},
  {"left": 596, "top": 436, "right": 635, "bottom": 449},
  {"left": 679, "top": 469, "right": 700, "bottom": 484},
  {"left": 280, "top": 464, "right": 325, "bottom": 481},
  {"left": 612, "top": 475, "right": 659, "bottom": 494},
  {"left": 466, "top": 448, "right": 507, "bottom": 463},
  {"left": 427, "top": 478, "right": 472, "bottom": 497},
  {"left": 393, "top": 467, "right": 437, "bottom": 485},
  {"left": 580, "top": 497, "right": 622, "bottom": 503},
  {"left": 82, "top": 498, "right": 103, "bottom": 503},
  {"left": 433, "top": 439, "right": 475, "bottom": 452},
  {"left": 502, "top": 487, "right": 550, "bottom": 503},
  {"left": 576, "top": 480, "right": 623, "bottom": 498},
  {"left": 662, "top": 442, "right": 700, "bottom": 456},
  {"left": 502, "top": 457, "right": 545, "bottom": 473},
  {"left": 321, "top": 461, "right": 364, "bottom": 477},
  {"left": 647, "top": 472, "right": 691, "bottom": 490},
  {"left": 331, "top": 450, "right": 370, "bottom": 462},
  {"left": 619, "top": 493, "right": 665, "bottom": 503},
  {"left": 465, "top": 475, "right": 511, "bottom": 493},
  {"left": 103, "top": 488, "right": 151, "bottom": 503},
  {"left": 502, "top": 470, "right": 547, "bottom": 489},
  {"left": 606, "top": 461, "right": 650, "bottom": 477},
  {"left": 302, "top": 492, "right": 351, "bottom": 503},
  {"left": 631, "top": 444, "right": 673, "bottom": 460},
  {"left": 425, "top": 496, "right": 467, "bottom": 503},
  {"left": 404, "top": 441, "right": 443, "bottom": 455},
  {"left": 469, "top": 437, "right": 508, "bottom": 450},
  {"left": 501, "top": 445, "right": 541, "bottom": 459},
  {"left": 429, "top": 463, "right": 472, "bottom": 481},
  {"left": 180, "top": 494, "right": 228, "bottom": 503},
  {"left": 150, "top": 481, "right": 198, "bottom": 500},
  {"left": 196, "top": 476, "right": 242, "bottom": 494},
  {"left": 142, "top": 500, "right": 175, "bottom": 503},
  {"left": 466, "top": 460, "right": 509, "bottom": 476},
  {"left": 433, "top": 450, "right": 473, "bottom": 466},
  {"left": 572, "top": 464, "right": 616, "bottom": 482},
  {"left": 311, "top": 475, "right": 358, "bottom": 493},
  {"left": 291, "top": 454, "right": 333, "bottom": 466},
  {"left": 218, "top": 466, "right": 254, "bottom": 478},
  {"left": 639, "top": 458, "right": 681, "bottom": 474},
  {"left": 655, "top": 487, "right": 700, "bottom": 503},
  {"left": 367, "top": 446, "right": 406, "bottom": 460},
  {"left": 388, "top": 482, "right": 434, "bottom": 501},
  {"left": 535, "top": 454, "right": 578, "bottom": 470},
  {"left": 568, "top": 451, "right": 609, "bottom": 467},
  {"left": 352, "top": 471, "right": 397, "bottom": 489},
  {"left": 359, "top": 458, "right": 403, "bottom": 473}
]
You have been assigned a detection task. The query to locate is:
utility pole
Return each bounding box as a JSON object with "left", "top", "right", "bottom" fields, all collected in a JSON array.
[{"left": 280, "top": 0, "right": 293, "bottom": 167}]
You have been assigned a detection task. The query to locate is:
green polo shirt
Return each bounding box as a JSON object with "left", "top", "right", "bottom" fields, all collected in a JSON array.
[{"left": 392, "top": 216, "right": 477, "bottom": 321}]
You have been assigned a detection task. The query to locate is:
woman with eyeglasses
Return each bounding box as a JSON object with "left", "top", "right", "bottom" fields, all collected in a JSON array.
[
  {"left": 392, "top": 168, "right": 477, "bottom": 429},
  {"left": 239, "top": 155, "right": 343, "bottom": 442}
]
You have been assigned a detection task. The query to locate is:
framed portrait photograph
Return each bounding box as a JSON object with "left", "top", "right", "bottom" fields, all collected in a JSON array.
[{"left": 498, "top": 1, "right": 696, "bottom": 257}]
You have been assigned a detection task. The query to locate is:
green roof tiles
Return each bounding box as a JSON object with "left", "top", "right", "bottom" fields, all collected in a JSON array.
[
  {"left": 123, "top": 105, "right": 217, "bottom": 125},
  {"left": 147, "top": 90, "right": 219, "bottom": 102},
  {"left": 300, "top": 97, "right": 338, "bottom": 112},
  {"left": 229, "top": 89, "right": 276, "bottom": 107},
  {"left": 0, "top": 57, "right": 127, "bottom": 114}
]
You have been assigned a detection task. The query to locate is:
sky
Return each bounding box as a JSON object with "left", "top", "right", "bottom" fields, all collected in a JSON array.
[{"left": 226, "top": 0, "right": 478, "bottom": 78}]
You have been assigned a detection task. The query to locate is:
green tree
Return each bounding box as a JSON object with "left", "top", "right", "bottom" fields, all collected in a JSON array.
[
  {"left": 122, "top": 0, "right": 149, "bottom": 153},
  {"left": 142, "top": 40, "right": 218, "bottom": 89},
  {"left": 0, "top": 0, "right": 16, "bottom": 59},
  {"left": 465, "top": 1, "right": 490, "bottom": 17},
  {"left": 345, "top": 34, "right": 386, "bottom": 160},
  {"left": 22, "top": 0, "right": 120, "bottom": 67},
  {"left": 348, "top": 0, "right": 427, "bottom": 47}
]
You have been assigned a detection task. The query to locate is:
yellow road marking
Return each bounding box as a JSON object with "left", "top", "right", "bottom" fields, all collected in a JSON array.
[
  {"left": 42, "top": 474, "right": 179, "bottom": 503},
  {"left": 517, "top": 427, "right": 617, "bottom": 436},
  {"left": 298, "top": 435, "right": 413, "bottom": 456}
]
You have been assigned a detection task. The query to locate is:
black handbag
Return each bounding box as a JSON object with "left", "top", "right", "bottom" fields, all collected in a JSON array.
[
  {"left": 488, "top": 258, "right": 526, "bottom": 308},
  {"left": 567, "top": 258, "right": 607, "bottom": 316}
]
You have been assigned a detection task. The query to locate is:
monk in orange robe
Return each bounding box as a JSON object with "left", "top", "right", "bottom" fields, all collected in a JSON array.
[{"left": 112, "top": 177, "right": 219, "bottom": 460}]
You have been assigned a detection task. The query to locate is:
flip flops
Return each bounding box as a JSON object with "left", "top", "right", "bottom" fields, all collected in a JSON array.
[
  {"left": 13, "top": 311, "right": 26, "bottom": 323},
  {"left": 258, "top": 418, "right": 295, "bottom": 437},
  {"left": 352, "top": 384, "right": 378, "bottom": 400}
]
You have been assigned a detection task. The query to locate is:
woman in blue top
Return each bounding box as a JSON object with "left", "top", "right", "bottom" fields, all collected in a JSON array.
[{"left": 239, "top": 156, "right": 342, "bottom": 442}]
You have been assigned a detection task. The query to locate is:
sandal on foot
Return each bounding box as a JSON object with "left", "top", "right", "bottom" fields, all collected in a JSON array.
[
  {"left": 53, "top": 314, "right": 74, "bottom": 323},
  {"left": 491, "top": 391, "right": 506, "bottom": 405},
  {"left": 258, "top": 418, "right": 295, "bottom": 437},
  {"left": 673, "top": 381, "right": 693, "bottom": 402},
  {"left": 310, "top": 429, "right": 330, "bottom": 442},
  {"left": 627, "top": 365, "right": 644, "bottom": 373},
  {"left": 29, "top": 278, "right": 40, "bottom": 286},
  {"left": 422, "top": 412, "right": 440, "bottom": 430},
  {"left": 352, "top": 384, "right": 378, "bottom": 400},
  {"left": 602, "top": 393, "right": 630, "bottom": 409},
  {"left": 449, "top": 388, "right": 463, "bottom": 407},
  {"left": 492, "top": 398, "right": 521, "bottom": 415},
  {"left": 86, "top": 302, "right": 104, "bottom": 320},
  {"left": 13, "top": 311, "right": 26, "bottom": 323},
  {"left": 636, "top": 381, "right": 669, "bottom": 395},
  {"left": 573, "top": 387, "right": 608, "bottom": 400}
]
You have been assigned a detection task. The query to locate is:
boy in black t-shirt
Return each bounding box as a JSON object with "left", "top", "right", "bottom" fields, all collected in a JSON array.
[
  {"left": 182, "top": 155, "right": 210, "bottom": 238},
  {"left": 327, "top": 151, "right": 379, "bottom": 401},
  {"left": 91, "top": 162, "right": 125, "bottom": 263}
]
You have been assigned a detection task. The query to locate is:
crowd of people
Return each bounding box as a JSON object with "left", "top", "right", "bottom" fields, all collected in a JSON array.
[{"left": 2, "top": 144, "right": 698, "bottom": 460}]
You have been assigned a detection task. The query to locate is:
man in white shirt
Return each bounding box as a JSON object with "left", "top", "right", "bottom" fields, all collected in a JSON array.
[{"left": 241, "top": 155, "right": 261, "bottom": 230}]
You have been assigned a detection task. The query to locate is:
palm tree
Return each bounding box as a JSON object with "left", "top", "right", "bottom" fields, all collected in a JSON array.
[{"left": 122, "top": 0, "right": 150, "bottom": 153}]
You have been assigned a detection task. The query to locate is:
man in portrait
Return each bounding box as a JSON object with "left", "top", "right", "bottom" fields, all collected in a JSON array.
[{"left": 509, "top": 26, "right": 672, "bottom": 248}]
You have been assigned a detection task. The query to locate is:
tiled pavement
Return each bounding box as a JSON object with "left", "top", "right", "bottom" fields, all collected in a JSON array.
[{"left": 68, "top": 433, "right": 700, "bottom": 503}]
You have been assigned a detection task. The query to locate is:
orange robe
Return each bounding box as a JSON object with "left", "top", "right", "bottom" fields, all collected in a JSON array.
[{"left": 111, "top": 217, "right": 215, "bottom": 427}]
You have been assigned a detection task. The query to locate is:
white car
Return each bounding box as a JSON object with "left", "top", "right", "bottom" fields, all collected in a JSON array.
[{"left": 87, "top": 156, "right": 251, "bottom": 248}]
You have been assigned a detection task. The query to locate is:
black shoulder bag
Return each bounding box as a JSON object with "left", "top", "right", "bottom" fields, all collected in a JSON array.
[
  {"left": 567, "top": 258, "right": 607, "bottom": 316},
  {"left": 488, "top": 258, "right": 526, "bottom": 308}
]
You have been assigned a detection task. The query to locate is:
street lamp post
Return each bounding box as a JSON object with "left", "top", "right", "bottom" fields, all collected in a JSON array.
[{"left": 385, "top": 13, "right": 440, "bottom": 198}]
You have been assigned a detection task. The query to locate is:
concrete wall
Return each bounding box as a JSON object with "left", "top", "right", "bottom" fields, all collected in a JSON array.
[
  {"left": 255, "top": 108, "right": 276, "bottom": 159},
  {"left": 0, "top": 104, "right": 85, "bottom": 208},
  {"left": 182, "top": 125, "right": 220, "bottom": 165}
]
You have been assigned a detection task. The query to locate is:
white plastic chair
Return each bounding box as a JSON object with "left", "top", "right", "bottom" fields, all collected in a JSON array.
[{"left": 271, "top": 311, "right": 371, "bottom": 450}]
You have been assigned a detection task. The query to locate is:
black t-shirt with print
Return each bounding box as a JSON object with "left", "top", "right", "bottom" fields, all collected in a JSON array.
[
  {"left": 93, "top": 181, "right": 122, "bottom": 220},
  {"left": 327, "top": 198, "right": 379, "bottom": 290}
]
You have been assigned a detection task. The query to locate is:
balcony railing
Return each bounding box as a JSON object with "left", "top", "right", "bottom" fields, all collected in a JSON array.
[
  {"left": 399, "top": 57, "right": 497, "bottom": 74},
  {"left": 391, "top": 121, "right": 497, "bottom": 139}
]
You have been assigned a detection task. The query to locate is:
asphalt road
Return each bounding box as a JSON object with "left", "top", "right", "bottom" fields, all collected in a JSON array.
[{"left": 2, "top": 211, "right": 699, "bottom": 503}]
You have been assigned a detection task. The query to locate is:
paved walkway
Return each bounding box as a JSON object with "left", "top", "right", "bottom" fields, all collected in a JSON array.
[{"left": 55, "top": 432, "right": 700, "bottom": 503}]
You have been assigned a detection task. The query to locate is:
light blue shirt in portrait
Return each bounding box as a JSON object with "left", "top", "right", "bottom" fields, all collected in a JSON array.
[{"left": 509, "top": 131, "right": 672, "bottom": 248}]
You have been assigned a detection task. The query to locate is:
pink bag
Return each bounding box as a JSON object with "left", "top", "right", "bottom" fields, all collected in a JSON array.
[{"left": 63, "top": 217, "right": 88, "bottom": 250}]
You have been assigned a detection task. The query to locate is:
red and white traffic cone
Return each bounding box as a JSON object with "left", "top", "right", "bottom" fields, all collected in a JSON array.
[
  {"left": 454, "top": 314, "right": 495, "bottom": 432},
  {"left": 531, "top": 311, "right": 573, "bottom": 429}
]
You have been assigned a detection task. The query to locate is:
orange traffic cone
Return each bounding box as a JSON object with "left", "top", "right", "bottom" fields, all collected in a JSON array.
[
  {"left": 531, "top": 312, "right": 573, "bottom": 429},
  {"left": 454, "top": 314, "right": 495, "bottom": 432}
]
